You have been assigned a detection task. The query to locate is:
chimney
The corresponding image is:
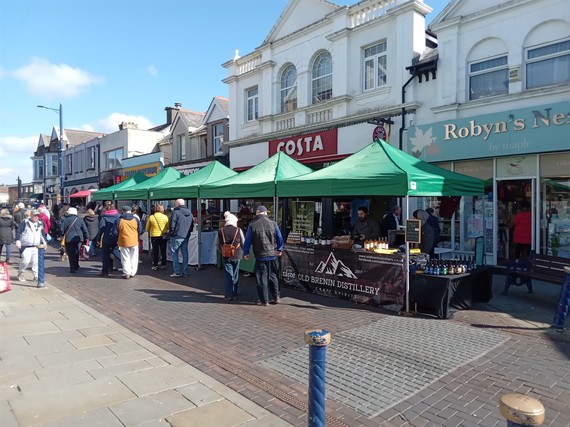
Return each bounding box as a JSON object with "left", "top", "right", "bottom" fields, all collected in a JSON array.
[
  {"left": 165, "top": 103, "right": 182, "bottom": 125},
  {"left": 119, "top": 122, "right": 138, "bottom": 130}
]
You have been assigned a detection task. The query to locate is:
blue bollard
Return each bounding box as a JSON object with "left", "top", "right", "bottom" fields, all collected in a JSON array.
[
  {"left": 552, "top": 266, "right": 570, "bottom": 331},
  {"left": 304, "top": 329, "right": 331, "bottom": 427},
  {"left": 37, "top": 244, "right": 46, "bottom": 288},
  {"left": 499, "top": 394, "right": 545, "bottom": 426}
]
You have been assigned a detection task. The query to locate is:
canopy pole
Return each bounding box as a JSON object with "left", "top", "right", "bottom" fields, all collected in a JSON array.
[
  {"left": 405, "top": 195, "right": 410, "bottom": 314},
  {"left": 196, "top": 197, "right": 204, "bottom": 270},
  {"left": 273, "top": 196, "right": 278, "bottom": 222}
]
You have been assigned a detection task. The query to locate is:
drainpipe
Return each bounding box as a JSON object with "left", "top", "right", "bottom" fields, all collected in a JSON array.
[{"left": 399, "top": 74, "right": 417, "bottom": 151}]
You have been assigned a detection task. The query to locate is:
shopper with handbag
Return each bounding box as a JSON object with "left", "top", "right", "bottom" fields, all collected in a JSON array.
[
  {"left": 59, "top": 207, "right": 89, "bottom": 274},
  {"left": 218, "top": 212, "right": 245, "bottom": 301},
  {"left": 15, "top": 209, "right": 46, "bottom": 281},
  {"left": 146, "top": 203, "right": 170, "bottom": 271}
]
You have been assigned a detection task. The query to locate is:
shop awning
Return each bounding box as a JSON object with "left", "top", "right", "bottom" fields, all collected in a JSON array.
[
  {"left": 70, "top": 189, "right": 96, "bottom": 198},
  {"left": 29, "top": 193, "right": 43, "bottom": 200}
]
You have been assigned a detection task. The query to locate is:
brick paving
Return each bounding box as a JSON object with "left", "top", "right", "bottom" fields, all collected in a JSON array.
[{"left": 42, "top": 246, "right": 570, "bottom": 426}]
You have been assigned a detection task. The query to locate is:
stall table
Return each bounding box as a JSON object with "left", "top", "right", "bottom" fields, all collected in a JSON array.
[
  {"left": 167, "top": 231, "right": 218, "bottom": 266},
  {"left": 408, "top": 267, "right": 493, "bottom": 319}
]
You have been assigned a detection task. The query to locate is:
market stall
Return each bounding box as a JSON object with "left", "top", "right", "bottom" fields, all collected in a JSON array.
[
  {"left": 94, "top": 172, "right": 149, "bottom": 201},
  {"left": 276, "top": 139, "right": 486, "bottom": 313},
  {"left": 200, "top": 151, "right": 313, "bottom": 272},
  {"left": 150, "top": 161, "right": 237, "bottom": 268}
]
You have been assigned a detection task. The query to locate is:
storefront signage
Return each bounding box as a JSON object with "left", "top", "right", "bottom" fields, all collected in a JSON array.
[
  {"left": 405, "top": 219, "right": 421, "bottom": 243},
  {"left": 269, "top": 129, "right": 338, "bottom": 161},
  {"left": 407, "top": 100, "right": 570, "bottom": 162},
  {"left": 373, "top": 125, "right": 387, "bottom": 141},
  {"left": 281, "top": 245, "right": 405, "bottom": 306},
  {"left": 121, "top": 162, "right": 162, "bottom": 180}
]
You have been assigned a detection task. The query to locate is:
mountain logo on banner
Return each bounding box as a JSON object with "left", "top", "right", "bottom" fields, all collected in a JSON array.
[{"left": 315, "top": 252, "right": 357, "bottom": 278}]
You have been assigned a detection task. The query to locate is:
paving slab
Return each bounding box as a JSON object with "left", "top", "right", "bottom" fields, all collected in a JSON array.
[
  {"left": 37, "top": 406, "right": 124, "bottom": 427},
  {"left": 166, "top": 399, "right": 254, "bottom": 427},
  {"left": 117, "top": 364, "right": 199, "bottom": 397}
]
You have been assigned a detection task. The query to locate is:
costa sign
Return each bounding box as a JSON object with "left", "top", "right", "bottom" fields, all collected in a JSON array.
[{"left": 269, "top": 128, "right": 338, "bottom": 160}]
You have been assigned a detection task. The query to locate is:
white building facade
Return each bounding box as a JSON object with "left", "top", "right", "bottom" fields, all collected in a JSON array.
[
  {"left": 224, "top": 0, "right": 434, "bottom": 171},
  {"left": 407, "top": 0, "right": 570, "bottom": 264}
]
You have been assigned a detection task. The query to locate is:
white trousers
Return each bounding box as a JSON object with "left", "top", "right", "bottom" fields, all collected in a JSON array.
[
  {"left": 119, "top": 246, "right": 139, "bottom": 277},
  {"left": 19, "top": 247, "right": 38, "bottom": 278}
]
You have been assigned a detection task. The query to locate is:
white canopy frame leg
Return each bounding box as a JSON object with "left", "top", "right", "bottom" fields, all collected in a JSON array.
[
  {"left": 196, "top": 197, "right": 204, "bottom": 270},
  {"left": 405, "top": 195, "right": 411, "bottom": 314}
]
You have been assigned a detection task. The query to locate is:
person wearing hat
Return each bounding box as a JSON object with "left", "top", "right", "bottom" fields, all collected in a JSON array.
[
  {"left": 218, "top": 211, "right": 245, "bottom": 300},
  {"left": 113, "top": 205, "right": 143, "bottom": 279},
  {"left": 243, "top": 205, "right": 284, "bottom": 306},
  {"left": 15, "top": 209, "right": 47, "bottom": 282},
  {"left": 59, "top": 207, "right": 89, "bottom": 274},
  {"left": 13, "top": 202, "right": 26, "bottom": 227}
]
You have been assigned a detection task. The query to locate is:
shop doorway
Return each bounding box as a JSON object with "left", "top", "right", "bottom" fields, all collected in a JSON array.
[{"left": 496, "top": 179, "right": 535, "bottom": 262}]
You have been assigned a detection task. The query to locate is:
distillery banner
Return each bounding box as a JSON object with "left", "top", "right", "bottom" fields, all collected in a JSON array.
[{"left": 281, "top": 245, "right": 405, "bottom": 306}]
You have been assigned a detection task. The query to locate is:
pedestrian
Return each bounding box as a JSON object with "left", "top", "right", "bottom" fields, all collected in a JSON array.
[
  {"left": 513, "top": 199, "right": 532, "bottom": 259},
  {"left": 113, "top": 205, "right": 142, "bottom": 279},
  {"left": 415, "top": 209, "right": 435, "bottom": 256},
  {"left": 168, "top": 198, "right": 194, "bottom": 278},
  {"left": 218, "top": 211, "right": 245, "bottom": 301},
  {"left": 146, "top": 203, "right": 169, "bottom": 271},
  {"left": 243, "top": 205, "right": 284, "bottom": 306},
  {"left": 380, "top": 205, "right": 402, "bottom": 239},
  {"left": 0, "top": 208, "right": 16, "bottom": 263},
  {"left": 96, "top": 202, "right": 120, "bottom": 277},
  {"left": 13, "top": 202, "right": 26, "bottom": 226},
  {"left": 59, "top": 207, "right": 89, "bottom": 274},
  {"left": 37, "top": 206, "right": 52, "bottom": 243},
  {"left": 425, "top": 207, "right": 441, "bottom": 249},
  {"left": 15, "top": 209, "right": 46, "bottom": 281},
  {"left": 83, "top": 209, "right": 100, "bottom": 256}
]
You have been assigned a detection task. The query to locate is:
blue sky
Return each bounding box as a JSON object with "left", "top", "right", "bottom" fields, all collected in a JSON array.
[{"left": 0, "top": 0, "right": 448, "bottom": 185}]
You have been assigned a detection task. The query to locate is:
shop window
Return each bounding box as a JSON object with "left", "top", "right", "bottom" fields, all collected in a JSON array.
[
  {"left": 66, "top": 153, "right": 73, "bottom": 175},
  {"left": 526, "top": 39, "right": 570, "bottom": 90},
  {"left": 280, "top": 65, "right": 297, "bottom": 113},
  {"left": 103, "top": 148, "right": 123, "bottom": 170},
  {"left": 246, "top": 86, "right": 259, "bottom": 122},
  {"left": 178, "top": 134, "right": 186, "bottom": 161},
  {"left": 213, "top": 123, "right": 224, "bottom": 155},
  {"left": 312, "top": 51, "right": 332, "bottom": 104},
  {"left": 469, "top": 55, "right": 508, "bottom": 100},
  {"left": 363, "top": 41, "right": 387, "bottom": 91}
]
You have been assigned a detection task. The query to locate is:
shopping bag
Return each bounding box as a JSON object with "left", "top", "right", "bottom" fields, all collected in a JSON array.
[
  {"left": 0, "top": 262, "right": 12, "bottom": 293},
  {"left": 80, "top": 243, "right": 90, "bottom": 261}
]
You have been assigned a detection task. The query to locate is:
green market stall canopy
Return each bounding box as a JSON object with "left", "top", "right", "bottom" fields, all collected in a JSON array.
[
  {"left": 200, "top": 151, "right": 313, "bottom": 199},
  {"left": 94, "top": 172, "right": 150, "bottom": 201},
  {"left": 112, "top": 167, "right": 184, "bottom": 201},
  {"left": 277, "top": 139, "right": 485, "bottom": 197},
  {"left": 150, "top": 161, "right": 237, "bottom": 200}
]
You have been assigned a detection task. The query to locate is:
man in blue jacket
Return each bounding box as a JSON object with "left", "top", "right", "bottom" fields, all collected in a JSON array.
[
  {"left": 168, "top": 198, "right": 194, "bottom": 278},
  {"left": 243, "top": 205, "right": 284, "bottom": 306}
]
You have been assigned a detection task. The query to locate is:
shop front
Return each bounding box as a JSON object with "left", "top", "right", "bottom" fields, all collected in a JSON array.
[{"left": 407, "top": 100, "right": 570, "bottom": 264}]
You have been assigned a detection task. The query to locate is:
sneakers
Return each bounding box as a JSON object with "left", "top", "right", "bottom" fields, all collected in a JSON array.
[
  {"left": 37, "top": 283, "right": 46, "bottom": 289},
  {"left": 255, "top": 300, "right": 269, "bottom": 306},
  {"left": 18, "top": 274, "right": 26, "bottom": 282},
  {"left": 160, "top": 265, "right": 167, "bottom": 270},
  {"left": 273, "top": 296, "right": 281, "bottom": 304},
  {"left": 170, "top": 272, "right": 183, "bottom": 278},
  {"left": 151, "top": 266, "right": 159, "bottom": 271}
]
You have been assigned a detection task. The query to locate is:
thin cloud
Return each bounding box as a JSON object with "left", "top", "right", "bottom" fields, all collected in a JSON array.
[
  {"left": 147, "top": 65, "right": 158, "bottom": 76},
  {"left": 0, "top": 135, "right": 37, "bottom": 182},
  {"left": 95, "top": 113, "right": 155, "bottom": 133},
  {"left": 12, "top": 57, "right": 102, "bottom": 98}
]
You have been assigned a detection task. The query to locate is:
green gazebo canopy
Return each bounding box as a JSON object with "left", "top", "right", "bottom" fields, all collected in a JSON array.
[
  {"left": 149, "top": 161, "right": 237, "bottom": 200},
  {"left": 113, "top": 167, "right": 184, "bottom": 200},
  {"left": 94, "top": 172, "right": 150, "bottom": 201},
  {"left": 200, "top": 151, "right": 313, "bottom": 199},
  {"left": 277, "top": 139, "right": 485, "bottom": 197}
]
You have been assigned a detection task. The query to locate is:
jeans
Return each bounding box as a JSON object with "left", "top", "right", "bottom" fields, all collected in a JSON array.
[
  {"left": 0, "top": 243, "right": 11, "bottom": 261},
  {"left": 170, "top": 238, "right": 189, "bottom": 275},
  {"left": 101, "top": 243, "right": 121, "bottom": 274},
  {"left": 89, "top": 239, "right": 97, "bottom": 256},
  {"left": 255, "top": 258, "right": 280, "bottom": 303},
  {"left": 151, "top": 236, "right": 167, "bottom": 267},
  {"left": 223, "top": 258, "right": 240, "bottom": 298}
]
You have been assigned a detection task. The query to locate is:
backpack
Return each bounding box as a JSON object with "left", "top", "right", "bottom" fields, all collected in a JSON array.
[{"left": 221, "top": 227, "right": 239, "bottom": 258}]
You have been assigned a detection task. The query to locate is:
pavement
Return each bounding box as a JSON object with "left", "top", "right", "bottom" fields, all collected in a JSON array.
[{"left": 1, "top": 244, "right": 569, "bottom": 427}]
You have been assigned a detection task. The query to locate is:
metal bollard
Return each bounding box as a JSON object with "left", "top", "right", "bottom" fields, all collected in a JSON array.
[
  {"left": 304, "top": 329, "right": 331, "bottom": 427},
  {"left": 552, "top": 266, "right": 570, "bottom": 331},
  {"left": 499, "top": 393, "right": 545, "bottom": 426},
  {"left": 37, "top": 244, "right": 46, "bottom": 288}
]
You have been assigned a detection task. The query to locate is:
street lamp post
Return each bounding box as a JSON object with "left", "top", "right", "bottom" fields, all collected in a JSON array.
[{"left": 37, "top": 103, "right": 64, "bottom": 204}]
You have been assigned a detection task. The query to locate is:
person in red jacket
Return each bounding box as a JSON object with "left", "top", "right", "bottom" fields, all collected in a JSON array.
[{"left": 513, "top": 200, "right": 532, "bottom": 259}]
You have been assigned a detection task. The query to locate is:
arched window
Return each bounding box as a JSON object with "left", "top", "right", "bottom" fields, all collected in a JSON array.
[
  {"left": 312, "top": 52, "right": 332, "bottom": 104},
  {"left": 280, "top": 65, "right": 297, "bottom": 113}
]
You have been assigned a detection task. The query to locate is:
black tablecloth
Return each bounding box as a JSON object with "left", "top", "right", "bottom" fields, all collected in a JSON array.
[{"left": 408, "top": 267, "right": 493, "bottom": 319}]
